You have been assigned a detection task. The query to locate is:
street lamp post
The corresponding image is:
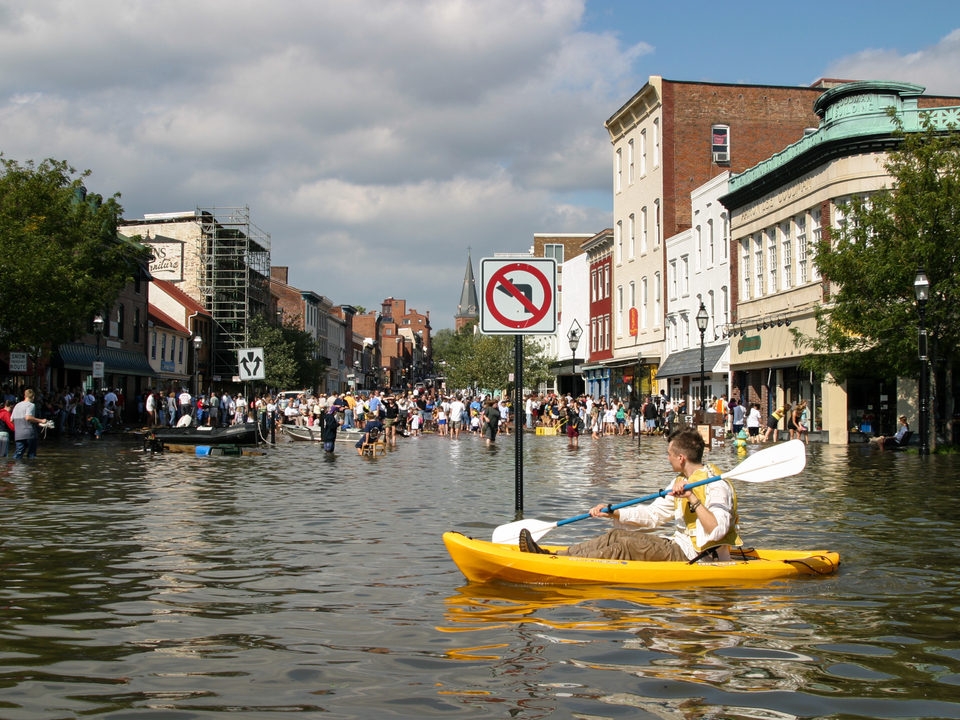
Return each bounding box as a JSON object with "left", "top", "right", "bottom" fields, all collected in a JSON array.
[
  {"left": 636, "top": 352, "right": 643, "bottom": 449},
  {"left": 696, "top": 302, "right": 709, "bottom": 415},
  {"left": 914, "top": 269, "right": 930, "bottom": 455},
  {"left": 567, "top": 320, "right": 582, "bottom": 396},
  {"left": 93, "top": 314, "right": 104, "bottom": 395},
  {"left": 192, "top": 334, "right": 202, "bottom": 400}
]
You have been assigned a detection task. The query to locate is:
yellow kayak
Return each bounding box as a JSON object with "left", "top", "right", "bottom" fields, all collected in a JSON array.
[{"left": 443, "top": 532, "right": 840, "bottom": 586}]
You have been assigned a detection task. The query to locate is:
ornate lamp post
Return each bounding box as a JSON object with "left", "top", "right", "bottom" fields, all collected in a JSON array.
[
  {"left": 93, "top": 314, "right": 104, "bottom": 395},
  {"left": 696, "top": 302, "right": 709, "bottom": 414},
  {"left": 192, "top": 334, "right": 202, "bottom": 399},
  {"left": 567, "top": 319, "right": 582, "bottom": 396},
  {"left": 914, "top": 269, "right": 930, "bottom": 455}
]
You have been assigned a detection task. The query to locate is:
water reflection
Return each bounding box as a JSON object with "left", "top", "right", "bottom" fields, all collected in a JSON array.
[{"left": 0, "top": 436, "right": 959, "bottom": 718}]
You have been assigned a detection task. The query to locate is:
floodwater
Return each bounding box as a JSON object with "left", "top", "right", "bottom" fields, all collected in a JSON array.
[{"left": 1, "top": 428, "right": 958, "bottom": 719}]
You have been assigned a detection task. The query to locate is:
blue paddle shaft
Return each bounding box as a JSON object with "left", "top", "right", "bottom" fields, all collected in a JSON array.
[{"left": 554, "top": 474, "right": 721, "bottom": 528}]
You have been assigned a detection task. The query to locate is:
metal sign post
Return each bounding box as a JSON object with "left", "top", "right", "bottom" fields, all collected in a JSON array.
[{"left": 479, "top": 257, "right": 557, "bottom": 518}]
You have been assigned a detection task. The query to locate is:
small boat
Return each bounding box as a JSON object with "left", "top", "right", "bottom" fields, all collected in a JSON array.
[
  {"left": 443, "top": 532, "right": 840, "bottom": 586},
  {"left": 285, "top": 425, "right": 363, "bottom": 441},
  {"left": 147, "top": 423, "right": 259, "bottom": 449}
]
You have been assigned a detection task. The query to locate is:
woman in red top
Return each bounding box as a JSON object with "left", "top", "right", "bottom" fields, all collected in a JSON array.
[{"left": 0, "top": 399, "right": 15, "bottom": 457}]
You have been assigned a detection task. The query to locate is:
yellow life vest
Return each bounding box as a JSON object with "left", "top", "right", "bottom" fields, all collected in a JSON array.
[{"left": 678, "top": 463, "right": 742, "bottom": 551}]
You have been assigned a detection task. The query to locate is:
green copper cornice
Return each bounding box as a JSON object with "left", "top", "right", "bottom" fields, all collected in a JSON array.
[{"left": 723, "top": 80, "right": 959, "bottom": 210}]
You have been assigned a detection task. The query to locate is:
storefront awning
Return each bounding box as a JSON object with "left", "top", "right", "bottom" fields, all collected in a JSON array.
[
  {"left": 656, "top": 345, "right": 728, "bottom": 379},
  {"left": 601, "top": 356, "right": 656, "bottom": 369},
  {"left": 55, "top": 342, "right": 156, "bottom": 376}
]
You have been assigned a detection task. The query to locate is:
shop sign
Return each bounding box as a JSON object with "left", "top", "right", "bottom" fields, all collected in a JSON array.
[
  {"left": 629, "top": 307, "right": 638, "bottom": 336},
  {"left": 146, "top": 239, "right": 185, "bottom": 282},
  {"left": 738, "top": 335, "right": 762, "bottom": 353},
  {"left": 161, "top": 360, "right": 175, "bottom": 372}
]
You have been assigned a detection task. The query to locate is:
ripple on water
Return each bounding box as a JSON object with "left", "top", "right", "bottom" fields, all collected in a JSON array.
[{"left": 1, "top": 437, "right": 960, "bottom": 718}]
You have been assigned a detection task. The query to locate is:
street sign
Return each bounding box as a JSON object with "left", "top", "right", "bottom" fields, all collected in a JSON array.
[
  {"left": 237, "top": 347, "right": 266, "bottom": 381},
  {"left": 9, "top": 352, "right": 27, "bottom": 373},
  {"left": 479, "top": 258, "right": 557, "bottom": 334},
  {"left": 92, "top": 361, "right": 105, "bottom": 379}
]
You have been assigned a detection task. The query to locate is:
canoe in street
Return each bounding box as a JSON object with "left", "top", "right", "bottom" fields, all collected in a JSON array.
[
  {"left": 285, "top": 425, "right": 363, "bottom": 441},
  {"left": 442, "top": 531, "right": 840, "bottom": 586}
]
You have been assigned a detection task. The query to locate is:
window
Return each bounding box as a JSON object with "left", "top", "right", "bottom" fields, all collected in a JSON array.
[
  {"left": 616, "top": 221, "right": 623, "bottom": 264},
  {"left": 616, "top": 148, "right": 622, "bottom": 192},
  {"left": 654, "top": 272, "right": 661, "bottom": 325},
  {"left": 768, "top": 227, "right": 778, "bottom": 292},
  {"left": 179, "top": 337, "right": 184, "bottom": 365},
  {"left": 591, "top": 319, "right": 597, "bottom": 352},
  {"left": 641, "top": 207, "right": 648, "bottom": 254},
  {"left": 135, "top": 268, "right": 142, "bottom": 295},
  {"left": 628, "top": 139, "right": 634, "bottom": 184},
  {"left": 669, "top": 260, "right": 678, "bottom": 300},
  {"left": 682, "top": 313, "right": 689, "bottom": 349},
  {"left": 681, "top": 255, "right": 689, "bottom": 296},
  {"left": 640, "top": 129, "right": 647, "bottom": 176},
  {"left": 695, "top": 224, "right": 702, "bottom": 271},
  {"left": 161, "top": 333, "right": 167, "bottom": 362},
  {"left": 721, "top": 286, "right": 729, "bottom": 325},
  {"left": 603, "top": 316, "right": 609, "bottom": 350},
  {"left": 629, "top": 281, "right": 636, "bottom": 309},
  {"left": 151, "top": 331, "right": 157, "bottom": 360},
  {"left": 708, "top": 290, "right": 715, "bottom": 337},
  {"left": 641, "top": 277, "right": 648, "bottom": 329},
  {"left": 811, "top": 208, "right": 822, "bottom": 281},
  {"left": 604, "top": 265, "right": 610, "bottom": 298},
  {"left": 544, "top": 243, "right": 564, "bottom": 266},
  {"left": 797, "top": 213, "right": 808, "bottom": 284},
  {"left": 617, "top": 286, "right": 623, "bottom": 335},
  {"left": 755, "top": 234, "right": 765, "bottom": 296},
  {"left": 708, "top": 219, "right": 715, "bottom": 267},
  {"left": 116, "top": 304, "right": 124, "bottom": 340},
  {"left": 133, "top": 307, "right": 140, "bottom": 343},
  {"left": 655, "top": 200, "right": 661, "bottom": 247},
  {"left": 385, "top": 328, "right": 392, "bottom": 335},
  {"left": 782, "top": 220, "right": 792, "bottom": 289},
  {"left": 742, "top": 237, "right": 751, "bottom": 300},
  {"left": 711, "top": 124, "right": 730, "bottom": 162},
  {"left": 628, "top": 214, "right": 635, "bottom": 259},
  {"left": 721, "top": 212, "right": 729, "bottom": 260},
  {"left": 653, "top": 118, "right": 660, "bottom": 167}
]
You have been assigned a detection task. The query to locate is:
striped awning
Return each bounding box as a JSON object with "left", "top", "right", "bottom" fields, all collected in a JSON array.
[{"left": 55, "top": 342, "right": 155, "bottom": 376}]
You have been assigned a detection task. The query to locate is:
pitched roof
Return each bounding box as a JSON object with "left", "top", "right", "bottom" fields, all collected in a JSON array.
[
  {"left": 149, "top": 306, "right": 190, "bottom": 334},
  {"left": 152, "top": 279, "right": 209, "bottom": 315},
  {"left": 456, "top": 249, "right": 479, "bottom": 319}
]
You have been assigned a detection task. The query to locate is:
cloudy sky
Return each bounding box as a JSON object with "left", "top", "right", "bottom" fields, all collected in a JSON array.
[{"left": 3, "top": 0, "right": 959, "bottom": 329}]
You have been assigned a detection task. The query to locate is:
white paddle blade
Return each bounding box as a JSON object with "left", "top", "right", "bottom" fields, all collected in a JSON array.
[
  {"left": 491, "top": 519, "right": 557, "bottom": 545},
  {"left": 725, "top": 439, "right": 806, "bottom": 483}
]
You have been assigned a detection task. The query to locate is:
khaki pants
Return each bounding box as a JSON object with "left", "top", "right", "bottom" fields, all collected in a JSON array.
[{"left": 557, "top": 529, "right": 688, "bottom": 562}]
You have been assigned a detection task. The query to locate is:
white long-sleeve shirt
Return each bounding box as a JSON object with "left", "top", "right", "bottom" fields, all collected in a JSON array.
[{"left": 615, "top": 474, "right": 736, "bottom": 560}]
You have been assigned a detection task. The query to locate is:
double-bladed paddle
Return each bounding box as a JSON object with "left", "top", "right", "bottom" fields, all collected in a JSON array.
[{"left": 491, "top": 439, "right": 806, "bottom": 544}]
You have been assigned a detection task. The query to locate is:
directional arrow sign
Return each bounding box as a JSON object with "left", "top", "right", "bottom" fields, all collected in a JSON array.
[
  {"left": 237, "top": 347, "right": 266, "bottom": 381},
  {"left": 480, "top": 258, "right": 557, "bottom": 335}
]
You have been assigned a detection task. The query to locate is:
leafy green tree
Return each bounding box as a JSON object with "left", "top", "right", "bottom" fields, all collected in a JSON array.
[
  {"left": 247, "top": 314, "right": 328, "bottom": 392},
  {"left": 434, "top": 321, "right": 551, "bottom": 394},
  {"left": 799, "top": 116, "right": 960, "bottom": 446},
  {"left": 0, "top": 158, "right": 147, "bottom": 353}
]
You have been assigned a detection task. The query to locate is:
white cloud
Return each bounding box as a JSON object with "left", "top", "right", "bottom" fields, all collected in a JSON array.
[
  {"left": 0, "top": 0, "right": 643, "bottom": 323},
  {"left": 823, "top": 28, "right": 960, "bottom": 96}
]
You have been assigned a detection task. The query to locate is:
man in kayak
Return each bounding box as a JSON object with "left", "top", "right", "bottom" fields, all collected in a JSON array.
[{"left": 519, "top": 426, "right": 741, "bottom": 562}]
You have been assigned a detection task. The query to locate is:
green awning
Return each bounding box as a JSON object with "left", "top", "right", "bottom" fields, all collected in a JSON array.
[{"left": 55, "top": 342, "right": 156, "bottom": 376}]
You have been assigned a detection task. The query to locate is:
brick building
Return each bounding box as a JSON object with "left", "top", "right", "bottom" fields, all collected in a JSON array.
[{"left": 604, "top": 76, "right": 829, "bottom": 387}]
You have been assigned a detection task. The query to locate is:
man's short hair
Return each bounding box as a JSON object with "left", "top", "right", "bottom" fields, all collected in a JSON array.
[{"left": 667, "top": 426, "right": 705, "bottom": 464}]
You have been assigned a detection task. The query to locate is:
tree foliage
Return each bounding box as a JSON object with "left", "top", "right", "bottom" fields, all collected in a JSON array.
[
  {"left": 433, "top": 321, "right": 552, "bottom": 393},
  {"left": 247, "top": 314, "right": 328, "bottom": 392},
  {"left": 0, "top": 158, "right": 147, "bottom": 353}
]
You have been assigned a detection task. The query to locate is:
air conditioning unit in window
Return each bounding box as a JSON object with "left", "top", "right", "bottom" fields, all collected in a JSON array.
[{"left": 713, "top": 151, "right": 729, "bottom": 164}]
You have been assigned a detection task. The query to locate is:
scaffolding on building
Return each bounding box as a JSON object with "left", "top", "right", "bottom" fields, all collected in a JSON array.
[{"left": 195, "top": 207, "right": 271, "bottom": 380}]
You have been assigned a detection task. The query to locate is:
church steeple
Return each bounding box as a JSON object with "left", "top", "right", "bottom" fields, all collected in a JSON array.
[{"left": 455, "top": 248, "right": 479, "bottom": 331}]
